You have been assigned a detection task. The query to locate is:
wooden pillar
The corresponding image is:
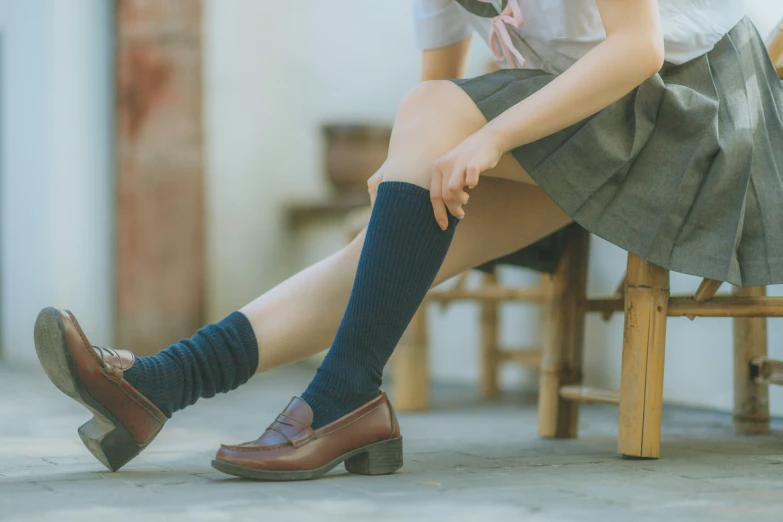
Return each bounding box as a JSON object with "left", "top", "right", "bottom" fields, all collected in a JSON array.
[
  {"left": 538, "top": 224, "right": 590, "bottom": 438},
  {"left": 770, "top": 26, "right": 783, "bottom": 78},
  {"left": 392, "top": 307, "right": 429, "bottom": 411},
  {"left": 618, "top": 255, "right": 670, "bottom": 458},
  {"left": 115, "top": 0, "right": 205, "bottom": 353},
  {"left": 480, "top": 271, "right": 500, "bottom": 399},
  {"left": 733, "top": 286, "right": 770, "bottom": 435}
]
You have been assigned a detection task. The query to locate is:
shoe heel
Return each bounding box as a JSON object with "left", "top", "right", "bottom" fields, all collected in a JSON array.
[
  {"left": 344, "top": 436, "right": 403, "bottom": 476},
  {"left": 78, "top": 413, "right": 142, "bottom": 472}
]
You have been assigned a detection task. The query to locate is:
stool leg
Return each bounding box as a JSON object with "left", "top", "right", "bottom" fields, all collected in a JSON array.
[
  {"left": 538, "top": 225, "right": 590, "bottom": 438},
  {"left": 392, "top": 306, "right": 429, "bottom": 411},
  {"left": 733, "top": 286, "right": 770, "bottom": 435},
  {"left": 618, "top": 255, "right": 669, "bottom": 458},
  {"left": 480, "top": 270, "right": 501, "bottom": 399}
]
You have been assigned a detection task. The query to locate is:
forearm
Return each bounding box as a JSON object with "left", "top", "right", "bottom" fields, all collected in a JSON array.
[
  {"left": 486, "top": 1, "right": 664, "bottom": 153},
  {"left": 420, "top": 35, "right": 472, "bottom": 81}
]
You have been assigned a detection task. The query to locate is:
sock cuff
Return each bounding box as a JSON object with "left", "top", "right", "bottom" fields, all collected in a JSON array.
[
  {"left": 376, "top": 181, "right": 460, "bottom": 229},
  {"left": 376, "top": 180, "right": 430, "bottom": 198},
  {"left": 219, "top": 311, "right": 259, "bottom": 374}
]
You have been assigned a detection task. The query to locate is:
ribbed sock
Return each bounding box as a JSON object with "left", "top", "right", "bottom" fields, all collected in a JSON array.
[
  {"left": 302, "top": 181, "right": 459, "bottom": 429},
  {"left": 123, "top": 311, "right": 259, "bottom": 418}
]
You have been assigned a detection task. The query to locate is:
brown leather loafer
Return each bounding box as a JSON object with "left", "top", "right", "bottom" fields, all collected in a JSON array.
[
  {"left": 212, "top": 392, "right": 402, "bottom": 481},
  {"left": 33, "top": 307, "right": 167, "bottom": 471}
]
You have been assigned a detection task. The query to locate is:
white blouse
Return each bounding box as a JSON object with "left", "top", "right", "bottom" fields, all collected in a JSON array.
[{"left": 414, "top": 0, "right": 751, "bottom": 74}]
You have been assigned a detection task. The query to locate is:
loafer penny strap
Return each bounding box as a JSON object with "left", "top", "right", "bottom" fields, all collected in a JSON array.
[
  {"left": 93, "top": 345, "right": 136, "bottom": 371},
  {"left": 268, "top": 414, "right": 316, "bottom": 448}
]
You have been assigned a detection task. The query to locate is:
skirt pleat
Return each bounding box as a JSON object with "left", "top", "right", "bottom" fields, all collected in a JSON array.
[{"left": 457, "top": 17, "right": 783, "bottom": 286}]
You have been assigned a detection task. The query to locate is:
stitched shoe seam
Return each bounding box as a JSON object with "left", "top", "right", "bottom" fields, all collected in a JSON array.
[
  {"left": 221, "top": 441, "right": 293, "bottom": 452},
  {"left": 224, "top": 396, "right": 390, "bottom": 453},
  {"left": 68, "top": 311, "right": 167, "bottom": 427}
]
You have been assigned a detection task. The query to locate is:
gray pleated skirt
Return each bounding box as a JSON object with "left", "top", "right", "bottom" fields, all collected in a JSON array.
[{"left": 456, "top": 17, "right": 783, "bottom": 287}]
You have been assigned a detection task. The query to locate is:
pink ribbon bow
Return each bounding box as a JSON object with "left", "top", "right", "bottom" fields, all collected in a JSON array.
[{"left": 477, "top": 0, "right": 527, "bottom": 68}]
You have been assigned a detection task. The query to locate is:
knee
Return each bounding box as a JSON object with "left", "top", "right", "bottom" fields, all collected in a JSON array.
[
  {"left": 382, "top": 81, "right": 483, "bottom": 187},
  {"left": 395, "top": 80, "right": 463, "bottom": 124},
  {"left": 393, "top": 80, "right": 485, "bottom": 144}
]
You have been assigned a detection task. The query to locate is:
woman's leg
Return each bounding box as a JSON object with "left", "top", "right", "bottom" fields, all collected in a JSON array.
[
  {"left": 34, "top": 79, "right": 569, "bottom": 472},
  {"left": 292, "top": 81, "right": 571, "bottom": 428},
  {"left": 125, "top": 79, "right": 569, "bottom": 420},
  {"left": 243, "top": 178, "right": 568, "bottom": 373},
  {"left": 245, "top": 80, "right": 553, "bottom": 373}
]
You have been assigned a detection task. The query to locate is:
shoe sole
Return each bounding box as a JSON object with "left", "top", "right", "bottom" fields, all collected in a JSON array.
[
  {"left": 33, "top": 307, "right": 153, "bottom": 472},
  {"left": 211, "top": 436, "right": 403, "bottom": 481}
]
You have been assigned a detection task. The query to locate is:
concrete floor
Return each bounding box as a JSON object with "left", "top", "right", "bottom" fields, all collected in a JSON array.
[{"left": 2, "top": 364, "right": 783, "bottom": 522}]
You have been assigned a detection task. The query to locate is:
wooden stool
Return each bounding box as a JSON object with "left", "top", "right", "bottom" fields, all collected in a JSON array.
[
  {"left": 770, "top": 22, "right": 783, "bottom": 77},
  {"left": 344, "top": 207, "right": 548, "bottom": 411},
  {"left": 539, "top": 27, "right": 783, "bottom": 459},
  {"left": 539, "top": 226, "right": 783, "bottom": 458}
]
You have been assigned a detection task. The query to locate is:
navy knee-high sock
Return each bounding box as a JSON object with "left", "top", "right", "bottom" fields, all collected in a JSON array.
[
  {"left": 302, "top": 181, "right": 459, "bottom": 429},
  {"left": 123, "top": 312, "right": 259, "bottom": 418}
]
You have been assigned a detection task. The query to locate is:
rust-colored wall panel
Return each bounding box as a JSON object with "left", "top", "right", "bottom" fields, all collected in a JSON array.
[{"left": 115, "top": 0, "right": 204, "bottom": 354}]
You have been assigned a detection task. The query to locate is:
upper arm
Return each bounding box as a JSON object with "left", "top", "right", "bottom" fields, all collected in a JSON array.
[
  {"left": 413, "top": 0, "right": 472, "bottom": 50},
  {"left": 596, "top": 0, "right": 665, "bottom": 68},
  {"left": 421, "top": 36, "right": 473, "bottom": 81}
]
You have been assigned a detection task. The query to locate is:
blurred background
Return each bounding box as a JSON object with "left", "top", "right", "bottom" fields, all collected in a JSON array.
[{"left": 0, "top": 0, "right": 781, "bottom": 414}]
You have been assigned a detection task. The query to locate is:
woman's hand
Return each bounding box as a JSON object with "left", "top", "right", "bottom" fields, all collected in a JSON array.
[{"left": 430, "top": 128, "right": 503, "bottom": 229}]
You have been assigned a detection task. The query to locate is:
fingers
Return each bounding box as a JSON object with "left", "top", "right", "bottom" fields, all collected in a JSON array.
[
  {"left": 443, "top": 167, "right": 467, "bottom": 220},
  {"left": 465, "top": 164, "right": 481, "bottom": 189},
  {"left": 433, "top": 157, "right": 468, "bottom": 221},
  {"left": 430, "top": 168, "right": 450, "bottom": 230}
]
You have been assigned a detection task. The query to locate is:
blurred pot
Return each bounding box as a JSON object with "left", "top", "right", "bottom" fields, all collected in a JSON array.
[{"left": 324, "top": 124, "right": 392, "bottom": 193}]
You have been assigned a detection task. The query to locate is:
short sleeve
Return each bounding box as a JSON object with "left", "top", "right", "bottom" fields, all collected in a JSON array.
[{"left": 413, "top": 0, "right": 473, "bottom": 50}]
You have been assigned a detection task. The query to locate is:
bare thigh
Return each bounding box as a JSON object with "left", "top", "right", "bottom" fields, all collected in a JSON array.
[{"left": 437, "top": 177, "right": 570, "bottom": 278}]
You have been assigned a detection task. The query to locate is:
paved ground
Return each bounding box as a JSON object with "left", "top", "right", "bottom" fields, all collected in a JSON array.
[{"left": 2, "top": 363, "right": 783, "bottom": 522}]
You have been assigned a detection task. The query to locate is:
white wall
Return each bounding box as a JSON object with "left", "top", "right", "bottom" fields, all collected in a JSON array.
[
  {"left": 203, "top": 0, "right": 481, "bottom": 315},
  {"left": 203, "top": 0, "right": 494, "bottom": 310},
  {"left": 0, "top": 0, "right": 113, "bottom": 365},
  {"left": 749, "top": 0, "right": 783, "bottom": 42},
  {"left": 204, "top": 1, "right": 783, "bottom": 413}
]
